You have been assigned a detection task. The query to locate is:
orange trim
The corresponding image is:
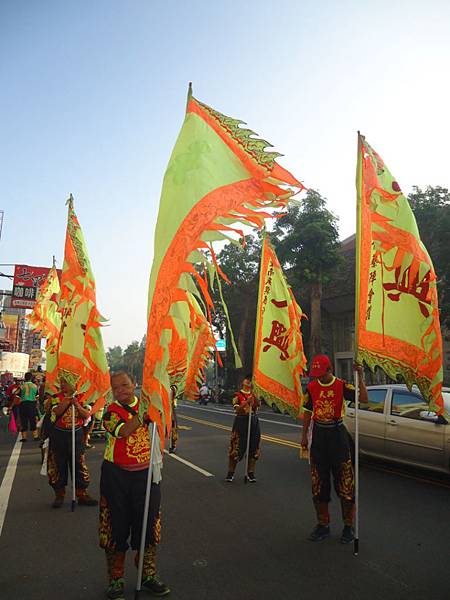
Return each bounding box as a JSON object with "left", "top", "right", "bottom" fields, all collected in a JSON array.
[{"left": 188, "top": 99, "right": 269, "bottom": 181}]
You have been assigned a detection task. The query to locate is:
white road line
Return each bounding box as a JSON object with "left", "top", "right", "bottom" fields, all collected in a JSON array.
[
  {"left": 163, "top": 450, "right": 214, "bottom": 477},
  {"left": 258, "top": 417, "right": 302, "bottom": 429},
  {"left": 179, "top": 403, "right": 234, "bottom": 414},
  {"left": 179, "top": 403, "right": 301, "bottom": 428},
  {"left": 0, "top": 436, "right": 22, "bottom": 537}
]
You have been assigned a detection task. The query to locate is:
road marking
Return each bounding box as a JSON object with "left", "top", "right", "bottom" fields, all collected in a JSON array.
[
  {"left": 177, "top": 415, "right": 450, "bottom": 488},
  {"left": 178, "top": 415, "right": 302, "bottom": 449},
  {"left": 164, "top": 450, "right": 214, "bottom": 477},
  {"left": 179, "top": 403, "right": 234, "bottom": 415},
  {"left": 0, "top": 436, "right": 22, "bottom": 537},
  {"left": 259, "top": 417, "right": 301, "bottom": 429},
  {"left": 179, "top": 403, "right": 302, "bottom": 429}
]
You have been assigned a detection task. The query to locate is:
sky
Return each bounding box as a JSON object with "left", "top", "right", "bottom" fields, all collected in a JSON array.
[{"left": 1, "top": 0, "right": 449, "bottom": 349}]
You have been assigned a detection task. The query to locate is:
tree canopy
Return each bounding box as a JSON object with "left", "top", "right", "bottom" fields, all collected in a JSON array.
[{"left": 408, "top": 185, "right": 450, "bottom": 327}]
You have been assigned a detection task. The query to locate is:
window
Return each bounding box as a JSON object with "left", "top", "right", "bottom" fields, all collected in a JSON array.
[
  {"left": 362, "top": 389, "right": 387, "bottom": 413},
  {"left": 348, "top": 388, "right": 386, "bottom": 411},
  {"left": 391, "top": 391, "right": 428, "bottom": 420}
]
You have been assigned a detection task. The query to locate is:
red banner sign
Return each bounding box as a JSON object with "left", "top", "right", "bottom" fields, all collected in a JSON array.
[{"left": 11, "top": 265, "right": 61, "bottom": 309}]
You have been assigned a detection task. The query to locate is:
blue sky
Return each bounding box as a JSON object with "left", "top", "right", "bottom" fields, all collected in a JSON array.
[{"left": 1, "top": 0, "right": 449, "bottom": 348}]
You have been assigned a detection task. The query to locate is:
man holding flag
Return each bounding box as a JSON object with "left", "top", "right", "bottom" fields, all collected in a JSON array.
[
  {"left": 301, "top": 355, "right": 368, "bottom": 544},
  {"left": 99, "top": 371, "right": 169, "bottom": 600},
  {"left": 47, "top": 377, "right": 97, "bottom": 508},
  {"left": 225, "top": 375, "right": 261, "bottom": 483}
]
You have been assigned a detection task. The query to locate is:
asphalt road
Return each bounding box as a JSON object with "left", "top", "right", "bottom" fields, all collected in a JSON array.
[{"left": 0, "top": 402, "right": 449, "bottom": 600}]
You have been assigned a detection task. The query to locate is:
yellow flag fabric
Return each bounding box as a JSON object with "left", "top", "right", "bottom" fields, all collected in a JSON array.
[
  {"left": 253, "top": 236, "right": 307, "bottom": 418},
  {"left": 356, "top": 134, "right": 443, "bottom": 414},
  {"left": 57, "top": 196, "right": 111, "bottom": 410},
  {"left": 27, "top": 265, "right": 61, "bottom": 393},
  {"left": 142, "top": 88, "right": 303, "bottom": 443}
]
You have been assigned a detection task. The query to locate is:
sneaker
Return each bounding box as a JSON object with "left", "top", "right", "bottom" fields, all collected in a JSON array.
[
  {"left": 52, "top": 495, "right": 64, "bottom": 509},
  {"left": 106, "top": 578, "right": 125, "bottom": 600},
  {"left": 308, "top": 524, "right": 330, "bottom": 542},
  {"left": 77, "top": 493, "right": 99, "bottom": 507},
  {"left": 246, "top": 472, "right": 256, "bottom": 483},
  {"left": 225, "top": 472, "right": 234, "bottom": 482},
  {"left": 340, "top": 525, "right": 354, "bottom": 544},
  {"left": 142, "top": 575, "right": 170, "bottom": 596}
]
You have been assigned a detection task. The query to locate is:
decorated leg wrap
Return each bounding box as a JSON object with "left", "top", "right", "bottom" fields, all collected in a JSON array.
[
  {"left": 228, "top": 457, "right": 237, "bottom": 474},
  {"left": 228, "top": 431, "right": 240, "bottom": 462},
  {"left": 248, "top": 457, "right": 256, "bottom": 473},
  {"left": 313, "top": 499, "right": 330, "bottom": 526},
  {"left": 135, "top": 545, "right": 157, "bottom": 579},
  {"left": 106, "top": 549, "right": 126, "bottom": 583},
  {"left": 341, "top": 499, "right": 355, "bottom": 527}
]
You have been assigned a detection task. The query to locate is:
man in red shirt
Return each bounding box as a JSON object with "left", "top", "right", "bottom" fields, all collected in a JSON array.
[
  {"left": 225, "top": 375, "right": 261, "bottom": 483},
  {"left": 99, "top": 371, "right": 169, "bottom": 600},
  {"left": 47, "top": 378, "right": 98, "bottom": 508},
  {"left": 301, "top": 355, "right": 368, "bottom": 544}
]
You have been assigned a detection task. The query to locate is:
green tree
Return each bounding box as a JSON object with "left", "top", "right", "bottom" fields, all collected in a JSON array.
[
  {"left": 213, "top": 234, "right": 261, "bottom": 384},
  {"left": 408, "top": 185, "right": 450, "bottom": 327},
  {"left": 123, "top": 340, "right": 142, "bottom": 383},
  {"left": 273, "top": 189, "right": 341, "bottom": 357},
  {"left": 106, "top": 345, "right": 124, "bottom": 372}
]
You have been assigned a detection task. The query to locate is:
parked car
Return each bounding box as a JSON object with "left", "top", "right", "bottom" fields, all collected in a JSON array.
[{"left": 344, "top": 384, "right": 450, "bottom": 475}]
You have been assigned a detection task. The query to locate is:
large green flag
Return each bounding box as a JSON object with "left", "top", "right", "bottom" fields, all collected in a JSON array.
[
  {"left": 356, "top": 134, "right": 443, "bottom": 414},
  {"left": 142, "top": 87, "right": 304, "bottom": 442},
  {"left": 253, "top": 236, "right": 307, "bottom": 417},
  {"left": 57, "top": 196, "right": 111, "bottom": 410}
]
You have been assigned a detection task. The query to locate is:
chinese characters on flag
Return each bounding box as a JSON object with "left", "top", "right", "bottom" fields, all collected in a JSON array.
[{"left": 253, "top": 237, "right": 307, "bottom": 418}]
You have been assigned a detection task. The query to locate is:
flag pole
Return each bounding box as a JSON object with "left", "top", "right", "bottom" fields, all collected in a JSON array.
[
  {"left": 354, "top": 130, "right": 362, "bottom": 555},
  {"left": 244, "top": 406, "right": 252, "bottom": 483},
  {"left": 71, "top": 403, "right": 76, "bottom": 512},
  {"left": 353, "top": 368, "right": 360, "bottom": 556},
  {"left": 135, "top": 421, "right": 157, "bottom": 598}
]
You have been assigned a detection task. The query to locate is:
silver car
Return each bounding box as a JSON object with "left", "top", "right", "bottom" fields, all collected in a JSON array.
[{"left": 344, "top": 384, "right": 450, "bottom": 475}]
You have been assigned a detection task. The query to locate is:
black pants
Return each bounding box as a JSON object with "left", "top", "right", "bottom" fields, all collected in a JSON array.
[
  {"left": 310, "top": 423, "right": 354, "bottom": 503},
  {"left": 47, "top": 427, "right": 89, "bottom": 491},
  {"left": 19, "top": 402, "right": 37, "bottom": 432},
  {"left": 99, "top": 460, "right": 161, "bottom": 552},
  {"left": 229, "top": 414, "right": 261, "bottom": 462}
]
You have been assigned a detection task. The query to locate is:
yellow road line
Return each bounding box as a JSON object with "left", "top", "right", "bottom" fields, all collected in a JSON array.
[
  {"left": 178, "top": 414, "right": 301, "bottom": 449},
  {"left": 178, "top": 414, "right": 450, "bottom": 489}
]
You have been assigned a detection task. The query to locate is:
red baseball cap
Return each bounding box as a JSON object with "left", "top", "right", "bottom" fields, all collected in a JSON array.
[{"left": 309, "top": 354, "right": 332, "bottom": 378}]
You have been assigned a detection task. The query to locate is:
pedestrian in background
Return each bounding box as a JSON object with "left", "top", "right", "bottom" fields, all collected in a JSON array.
[
  {"left": 18, "top": 372, "right": 39, "bottom": 442},
  {"left": 6, "top": 378, "right": 22, "bottom": 431}
]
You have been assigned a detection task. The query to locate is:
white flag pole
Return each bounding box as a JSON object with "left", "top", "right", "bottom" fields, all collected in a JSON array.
[
  {"left": 71, "top": 404, "right": 76, "bottom": 512},
  {"left": 353, "top": 368, "right": 360, "bottom": 556},
  {"left": 135, "top": 421, "right": 157, "bottom": 598},
  {"left": 244, "top": 407, "right": 252, "bottom": 483}
]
